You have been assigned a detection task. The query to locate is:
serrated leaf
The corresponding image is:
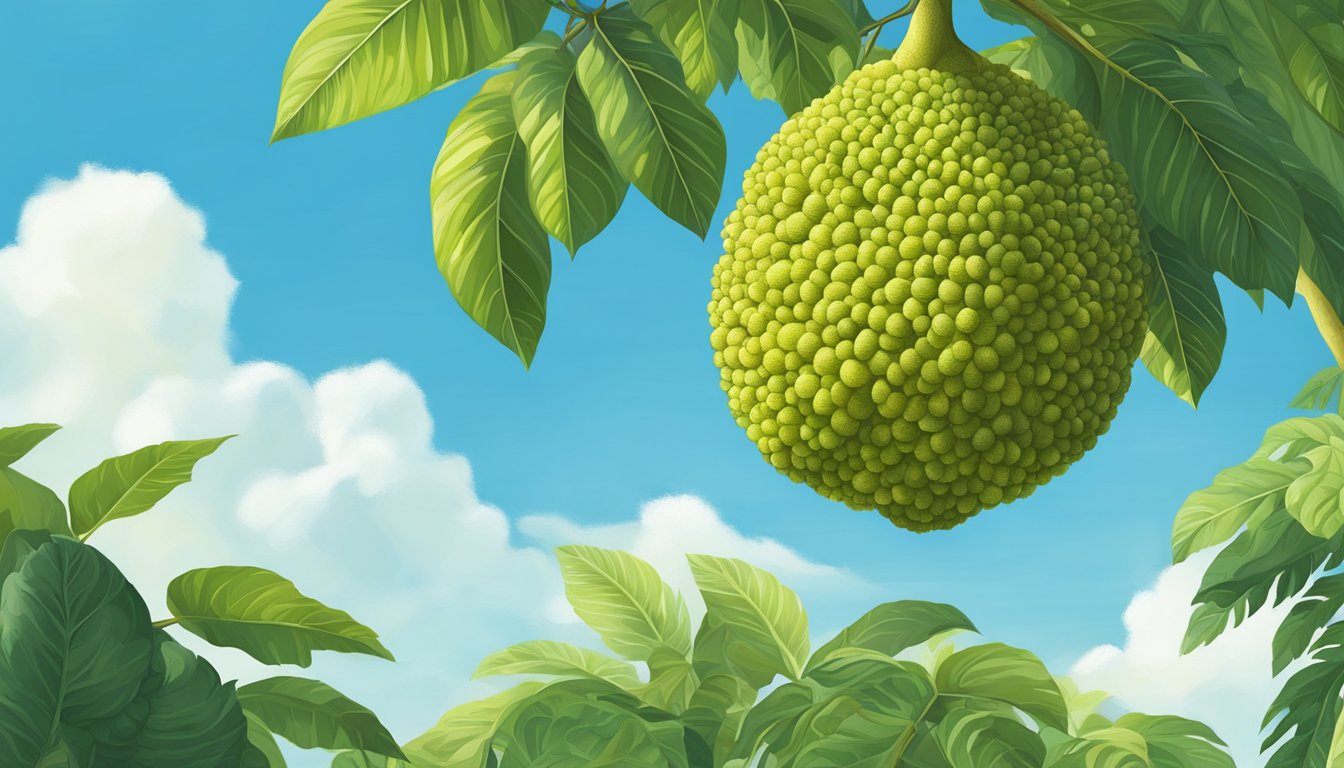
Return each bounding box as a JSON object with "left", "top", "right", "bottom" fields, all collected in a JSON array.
[
  {"left": 555, "top": 544, "right": 691, "bottom": 660},
  {"left": 688, "top": 553, "right": 809, "bottom": 681},
  {"left": 1275, "top": 573, "right": 1344, "bottom": 675},
  {"left": 474, "top": 640, "right": 640, "bottom": 687},
  {"left": 431, "top": 71, "right": 552, "bottom": 367},
  {"left": 1285, "top": 443, "right": 1344, "bottom": 538},
  {"left": 402, "top": 682, "right": 542, "bottom": 766},
  {"left": 806, "top": 600, "right": 977, "bottom": 672},
  {"left": 630, "top": 0, "right": 741, "bottom": 99},
  {"left": 578, "top": 8, "right": 727, "bottom": 238},
  {"left": 512, "top": 47, "right": 628, "bottom": 255},
  {"left": 68, "top": 436, "right": 231, "bottom": 539},
  {"left": 935, "top": 643, "right": 1069, "bottom": 732},
  {"left": 239, "top": 677, "right": 405, "bottom": 760},
  {"left": 1294, "top": 368, "right": 1344, "bottom": 414},
  {"left": 735, "top": 0, "right": 860, "bottom": 115},
  {"left": 0, "top": 467, "right": 72, "bottom": 542},
  {"left": 167, "top": 565, "right": 392, "bottom": 666},
  {"left": 1172, "top": 456, "right": 1305, "bottom": 562},
  {"left": 0, "top": 423, "right": 60, "bottom": 467},
  {"left": 0, "top": 536, "right": 153, "bottom": 765},
  {"left": 1140, "top": 226, "right": 1226, "bottom": 407},
  {"left": 272, "top": 0, "right": 551, "bottom": 140}
]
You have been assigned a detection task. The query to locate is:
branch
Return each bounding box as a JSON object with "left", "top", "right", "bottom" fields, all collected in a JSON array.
[{"left": 1299, "top": 269, "right": 1344, "bottom": 367}]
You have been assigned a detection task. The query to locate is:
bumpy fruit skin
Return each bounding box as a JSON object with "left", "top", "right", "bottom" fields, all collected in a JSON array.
[{"left": 709, "top": 60, "right": 1146, "bottom": 531}]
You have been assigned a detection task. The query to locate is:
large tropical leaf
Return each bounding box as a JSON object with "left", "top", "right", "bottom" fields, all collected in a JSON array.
[
  {"left": 512, "top": 47, "right": 628, "bottom": 256},
  {"left": 1117, "top": 713, "right": 1234, "bottom": 768},
  {"left": 67, "top": 436, "right": 231, "bottom": 539},
  {"left": 555, "top": 545, "right": 691, "bottom": 660},
  {"left": 930, "top": 709, "right": 1047, "bottom": 768},
  {"left": 630, "top": 0, "right": 741, "bottom": 98},
  {"left": 0, "top": 423, "right": 60, "bottom": 467},
  {"left": 244, "top": 713, "right": 288, "bottom": 768},
  {"left": 273, "top": 0, "right": 551, "bottom": 140},
  {"left": 431, "top": 70, "right": 551, "bottom": 368},
  {"left": 238, "top": 677, "right": 404, "bottom": 760},
  {"left": 1285, "top": 442, "right": 1344, "bottom": 539},
  {"left": 934, "top": 644, "right": 1069, "bottom": 732},
  {"left": 401, "top": 683, "right": 542, "bottom": 766},
  {"left": 0, "top": 536, "right": 153, "bottom": 765},
  {"left": 166, "top": 565, "right": 392, "bottom": 666},
  {"left": 1171, "top": 456, "right": 1306, "bottom": 562},
  {"left": 1262, "top": 624, "right": 1344, "bottom": 768},
  {"left": 735, "top": 0, "right": 860, "bottom": 115},
  {"left": 1140, "top": 226, "right": 1226, "bottom": 408},
  {"left": 1274, "top": 574, "right": 1344, "bottom": 674},
  {"left": 688, "top": 553, "right": 809, "bottom": 681},
  {"left": 577, "top": 8, "right": 727, "bottom": 238},
  {"left": 806, "top": 600, "right": 977, "bottom": 672},
  {"left": 473, "top": 640, "right": 640, "bottom": 687}
]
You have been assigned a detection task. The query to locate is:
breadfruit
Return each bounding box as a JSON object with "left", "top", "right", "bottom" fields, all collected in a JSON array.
[{"left": 708, "top": 0, "right": 1147, "bottom": 531}]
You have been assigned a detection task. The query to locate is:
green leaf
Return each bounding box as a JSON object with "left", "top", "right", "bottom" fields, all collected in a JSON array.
[
  {"left": 0, "top": 467, "right": 72, "bottom": 542},
  {"left": 1262, "top": 624, "right": 1344, "bottom": 768},
  {"left": 688, "top": 553, "right": 809, "bottom": 681},
  {"left": 555, "top": 544, "right": 691, "bottom": 660},
  {"left": 1285, "top": 442, "right": 1344, "bottom": 539},
  {"left": 641, "top": 646, "right": 698, "bottom": 713},
  {"left": 931, "top": 709, "right": 1047, "bottom": 768},
  {"left": 1257, "top": 415, "right": 1344, "bottom": 461},
  {"left": 432, "top": 30, "right": 565, "bottom": 93},
  {"left": 630, "top": 0, "right": 741, "bottom": 99},
  {"left": 238, "top": 677, "right": 405, "bottom": 760},
  {"left": 0, "top": 423, "right": 60, "bottom": 467},
  {"left": 935, "top": 643, "right": 1069, "bottom": 732},
  {"left": 272, "top": 0, "right": 551, "bottom": 140},
  {"left": 431, "top": 71, "right": 552, "bottom": 368},
  {"left": 512, "top": 47, "right": 628, "bottom": 256},
  {"left": 497, "top": 685, "right": 686, "bottom": 767},
  {"left": 473, "top": 639, "right": 640, "bottom": 687},
  {"left": 1171, "top": 456, "right": 1305, "bottom": 562},
  {"left": 67, "top": 436, "right": 231, "bottom": 539},
  {"left": 245, "top": 713, "right": 287, "bottom": 768},
  {"left": 1331, "top": 704, "right": 1344, "bottom": 767},
  {"left": 806, "top": 600, "right": 977, "bottom": 672},
  {"left": 1049, "top": 726, "right": 1150, "bottom": 768},
  {"left": 683, "top": 673, "right": 757, "bottom": 764},
  {"left": 1139, "top": 226, "right": 1226, "bottom": 407},
  {"left": 401, "top": 682, "right": 542, "bottom": 766},
  {"left": 166, "top": 565, "right": 392, "bottom": 666},
  {"left": 578, "top": 8, "right": 727, "bottom": 238},
  {"left": 0, "top": 536, "right": 153, "bottom": 765},
  {"left": 1293, "top": 368, "right": 1344, "bottom": 414},
  {"left": 1117, "top": 713, "right": 1234, "bottom": 768},
  {"left": 735, "top": 0, "right": 860, "bottom": 115},
  {"left": 730, "top": 681, "right": 816, "bottom": 761},
  {"left": 1274, "top": 574, "right": 1344, "bottom": 675}
]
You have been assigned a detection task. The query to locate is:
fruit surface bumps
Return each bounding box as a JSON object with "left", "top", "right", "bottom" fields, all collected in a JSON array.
[{"left": 709, "top": 59, "right": 1147, "bottom": 531}]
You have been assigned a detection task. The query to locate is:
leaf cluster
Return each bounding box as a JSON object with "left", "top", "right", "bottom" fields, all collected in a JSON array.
[
  {"left": 0, "top": 424, "right": 402, "bottom": 767},
  {"left": 351, "top": 544, "right": 1235, "bottom": 767}
]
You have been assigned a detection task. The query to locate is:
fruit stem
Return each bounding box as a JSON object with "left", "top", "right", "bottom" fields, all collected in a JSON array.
[
  {"left": 893, "top": 0, "right": 980, "bottom": 71},
  {"left": 1298, "top": 268, "right": 1344, "bottom": 367}
]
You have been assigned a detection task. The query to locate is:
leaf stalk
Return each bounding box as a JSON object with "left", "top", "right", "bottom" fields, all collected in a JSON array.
[
  {"left": 1298, "top": 269, "right": 1344, "bottom": 367},
  {"left": 151, "top": 617, "right": 180, "bottom": 629}
]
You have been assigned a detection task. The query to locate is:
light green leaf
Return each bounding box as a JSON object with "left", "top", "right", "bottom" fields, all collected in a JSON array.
[
  {"left": 67, "top": 436, "right": 231, "bottom": 539},
  {"left": 239, "top": 677, "right": 405, "bottom": 760},
  {"left": 1293, "top": 368, "right": 1344, "bottom": 414},
  {"left": 641, "top": 646, "right": 698, "bottom": 713},
  {"left": 401, "top": 683, "right": 542, "bottom": 766},
  {"left": 630, "top": 0, "right": 741, "bottom": 98},
  {"left": 512, "top": 47, "right": 628, "bottom": 255},
  {"left": 433, "top": 30, "right": 564, "bottom": 93},
  {"left": 935, "top": 643, "right": 1069, "bottom": 732},
  {"left": 167, "top": 565, "right": 392, "bottom": 666},
  {"left": 0, "top": 536, "right": 153, "bottom": 765},
  {"left": 473, "top": 639, "right": 640, "bottom": 686},
  {"left": 555, "top": 544, "right": 691, "bottom": 660},
  {"left": 806, "top": 600, "right": 977, "bottom": 672},
  {"left": 1140, "top": 226, "right": 1226, "bottom": 407},
  {"left": 1257, "top": 415, "right": 1344, "bottom": 462},
  {"left": 735, "top": 0, "right": 860, "bottom": 115},
  {"left": 0, "top": 423, "right": 60, "bottom": 467},
  {"left": 245, "top": 713, "right": 287, "bottom": 768},
  {"left": 1330, "top": 704, "right": 1344, "bottom": 767},
  {"left": 1049, "top": 726, "right": 1150, "bottom": 768},
  {"left": 1172, "top": 456, "right": 1305, "bottom": 562},
  {"left": 273, "top": 0, "right": 551, "bottom": 140},
  {"left": 578, "top": 8, "right": 727, "bottom": 238},
  {"left": 1285, "top": 442, "right": 1344, "bottom": 538},
  {"left": 0, "top": 467, "right": 72, "bottom": 542},
  {"left": 688, "top": 553, "right": 809, "bottom": 681},
  {"left": 431, "top": 71, "right": 552, "bottom": 368}
]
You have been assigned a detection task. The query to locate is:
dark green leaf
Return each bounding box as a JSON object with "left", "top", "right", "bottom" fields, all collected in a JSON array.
[
  {"left": 1140, "top": 225, "right": 1226, "bottom": 407},
  {"left": 1292, "top": 368, "right": 1344, "bottom": 414},
  {"left": 513, "top": 47, "right": 628, "bottom": 255},
  {"left": 806, "top": 600, "right": 977, "bottom": 672},
  {"left": 473, "top": 640, "right": 640, "bottom": 686},
  {"left": 578, "top": 8, "right": 727, "bottom": 238},
  {"left": 688, "top": 553, "right": 809, "bottom": 681},
  {"left": 245, "top": 713, "right": 287, "bottom": 768},
  {"left": 630, "top": 0, "right": 741, "bottom": 98},
  {"left": 1262, "top": 624, "right": 1344, "bottom": 768},
  {"left": 167, "top": 565, "right": 392, "bottom": 666},
  {"left": 735, "top": 0, "right": 860, "bottom": 115},
  {"left": 931, "top": 709, "right": 1046, "bottom": 768},
  {"left": 239, "top": 677, "right": 405, "bottom": 760},
  {"left": 1275, "top": 575, "right": 1344, "bottom": 675},
  {"left": 1117, "top": 713, "right": 1234, "bottom": 768},
  {"left": 273, "top": 0, "right": 551, "bottom": 140},
  {"left": 68, "top": 436, "right": 231, "bottom": 539},
  {"left": 0, "top": 467, "right": 72, "bottom": 542},
  {"left": 0, "top": 423, "right": 60, "bottom": 467},
  {"left": 555, "top": 545, "right": 691, "bottom": 661},
  {"left": 1171, "top": 456, "right": 1305, "bottom": 562},
  {"left": 431, "top": 71, "right": 552, "bottom": 368},
  {"left": 935, "top": 643, "right": 1069, "bottom": 732}
]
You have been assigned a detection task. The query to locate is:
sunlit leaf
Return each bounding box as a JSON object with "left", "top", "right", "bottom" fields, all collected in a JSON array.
[
  {"left": 1285, "top": 442, "right": 1344, "bottom": 539},
  {"left": 555, "top": 545, "right": 691, "bottom": 660},
  {"left": 630, "top": 0, "right": 741, "bottom": 98},
  {"left": 1171, "top": 456, "right": 1305, "bottom": 562},
  {"left": 0, "top": 423, "right": 60, "bottom": 467},
  {"left": 402, "top": 683, "right": 543, "bottom": 767},
  {"left": 239, "top": 677, "right": 404, "bottom": 760},
  {"left": 1116, "top": 713, "right": 1234, "bottom": 768},
  {"left": 474, "top": 640, "right": 640, "bottom": 687},
  {"left": 689, "top": 553, "right": 809, "bottom": 681},
  {"left": 935, "top": 643, "right": 1068, "bottom": 732},
  {"left": 807, "top": 600, "right": 976, "bottom": 672}
]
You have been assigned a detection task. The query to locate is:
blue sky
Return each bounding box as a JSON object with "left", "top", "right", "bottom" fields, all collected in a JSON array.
[{"left": 0, "top": 1, "right": 1332, "bottom": 760}]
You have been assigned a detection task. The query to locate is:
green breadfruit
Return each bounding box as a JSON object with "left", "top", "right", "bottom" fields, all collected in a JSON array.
[{"left": 708, "top": 0, "right": 1147, "bottom": 532}]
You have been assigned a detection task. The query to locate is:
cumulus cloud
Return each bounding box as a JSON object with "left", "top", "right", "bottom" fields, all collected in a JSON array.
[
  {"left": 1071, "top": 550, "right": 1295, "bottom": 767},
  {"left": 0, "top": 166, "right": 846, "bottom": 753}
]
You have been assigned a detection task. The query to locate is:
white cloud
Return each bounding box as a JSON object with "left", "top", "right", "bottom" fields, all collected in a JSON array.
[
  {"left": 1071, "top": 550, "right": 1296, "bottom": 767},
  {"left": 0, "top": 166, "right": 848, "bottom": 759}
]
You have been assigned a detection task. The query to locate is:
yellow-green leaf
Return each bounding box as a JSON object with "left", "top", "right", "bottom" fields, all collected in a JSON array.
[
  {"left": 555, "top": 545, "right": 692, "bottom": 660},
  {"left": 0, "top": 423, "right": 60, "bottom": 468},
  {"left": 473, "top": 640, "right": 640, "bottom": 687},
  {"left": 735, "top": 0, "right": 859, "bottom": 115},
  {"left": 630, "top": 0, "right": 741, "bottom": 99},
  {"left": 687, "top": 553, "right": 808, "bottom": 681}
]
